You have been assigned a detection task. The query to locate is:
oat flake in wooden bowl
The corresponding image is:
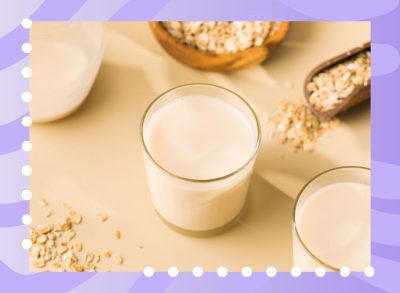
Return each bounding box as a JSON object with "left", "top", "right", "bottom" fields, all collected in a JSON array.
[{"left": 150, "top": 21, "right": 289, "bottom": 72}]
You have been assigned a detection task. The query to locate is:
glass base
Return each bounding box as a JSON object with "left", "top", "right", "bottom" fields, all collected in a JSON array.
[{"left": 155, "top": 209, "right": 244, "bottom": 237}]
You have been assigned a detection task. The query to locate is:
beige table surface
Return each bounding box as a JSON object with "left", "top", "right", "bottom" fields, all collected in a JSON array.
[{"left": 30, "top": 22, "right": 370, "bottom": 272}]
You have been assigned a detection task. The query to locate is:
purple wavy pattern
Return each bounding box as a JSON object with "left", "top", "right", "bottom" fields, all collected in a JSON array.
[
  {"left": 0, "top": 0, "right": 399, "bottom": 292},
  {"left": 372, "top": 44, "right": 400, "bottom": 76},
  {"left": 355, "top": 256, "right": 400, "bottom": 293},
  {"left": 278, "top": 0, "right": 399, "bottom": 20},
  {"left": 0, "top": 114, "right": 28, "bottom": 155},
  {"left": 372, "top": 160, "right": 400, "bottom": 200},
  {"left": 0, "top": 261, "right": 95, "bottom": 292},
  {"left": 372, "top": 197, "right": 400, "bottom": 214},
  {"left": 31, "top": 0, "right": 88, "bottom": 20},
  {"left": 372, "top": 242, "right": 400, "bottom": 262},
  {"left": 69, "top": 272, "right": 141, "bottom": 292},
  {"left": 71, "top": 0, "right": 129, "bottom": 20},
  {"left": 373, "top": 5, "right": 400, "bottom": 48},
  {"left": 0, "top": 150, "right": 29, "bottom": 204},
  {"left": 0, "top": 27, "right": 27, "bottom": 70},
  {"left": 110, "top": 0, "right": 171, "bottom": 20},
  {"left": 372, "top": 8, "right": 400, "bottom": 165},
  {"left": 124, "top": 0, "right": 315, "bottom": 21},
  {"left": 0, "top": 201, "right": 28, "bottom": 227},
  {"left": 372, "top": 210, "right": 400, "bottom": 245},
  {"left": 128, "top": 274, "right": 174, "bottom": 292},
  {"left": 164, "top": 273, "right": 384, "bottom": 293}
]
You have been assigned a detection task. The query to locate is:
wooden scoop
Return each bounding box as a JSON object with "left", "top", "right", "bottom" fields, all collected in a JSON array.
[
  {"left": 150, "top": 21, "right": 289, "bottom": 72},
  {"left": 304, "top": 42, "right": 371, "bottom": 121}
]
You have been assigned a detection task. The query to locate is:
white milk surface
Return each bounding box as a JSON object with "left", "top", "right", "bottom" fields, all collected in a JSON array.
[
  {"left": 143, "top": 95, "right": 258, "bottom": 231},
  {"left": 30, "top": 41, "right": 98, "bottom": 122},
  {"left": 294, "top": 182, "right": 370, "bottom": 270},
  {"left": 145, "top": 95, "right": 256, "bottom": 180}
]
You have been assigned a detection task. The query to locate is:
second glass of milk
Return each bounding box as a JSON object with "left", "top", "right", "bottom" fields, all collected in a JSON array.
[
  {"left": 141, "top": 84, "right": 260, "bottom": 235},
  {"left": 30, "top": 22, "right": 105, "bottom": 122},
  {"left": 293, "top": 166, "right": 370, "bottom": 271}
]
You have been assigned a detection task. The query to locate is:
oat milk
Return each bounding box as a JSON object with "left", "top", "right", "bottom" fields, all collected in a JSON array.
[
  {"left": 142, "top": 94, "right": 258, "bottom": 232},
  {"left": 293, "top": 182, "right": 370, "bottom": 270}
]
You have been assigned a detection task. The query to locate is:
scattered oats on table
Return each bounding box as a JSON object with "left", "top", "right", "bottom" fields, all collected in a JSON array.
[
  {"left": 162, "top": 21, "right": 281, "bottom": 54},
  {"left": 73, "top": 242, "right": 83, "bottom": 253},
  {"left": 113, "top": 255, "right": 123, "bottom": 265},
  {"left": 284, "top": 81, "right": 294, "bottom": 89},
  {"left": 63, "top": 202, "right": 71, "bottom": 210},
  {"left": 84, "top": 252, "right": 95, "bottom": 264},
  {"left": 38, "top": 198, "right": 48, "bottom": 206},
  {"left": 30, "top": 204, "right": 124, "bottom": 272},
  {"left": 73, "top": 214, "right": 82, "bottom": 224},
  {"left": 307, "top": 51, "right": 370, "bottom": 112},
  {"left": 271, "top": 99, "right": 340, "bottom": 152},
  {"left": 98, "top": 212, "right": 108, "bottom": 222}
]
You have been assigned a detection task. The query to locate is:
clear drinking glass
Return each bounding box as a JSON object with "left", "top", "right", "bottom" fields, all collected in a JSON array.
[
  {"left": 292, "top": 166, "right": 370, "bottom": 271},
  {"left": 30, "top": 22, "right": 105, "bottom": 122},
  {"left": 140, "top": 84, "right": 261, "bottom": 236}
]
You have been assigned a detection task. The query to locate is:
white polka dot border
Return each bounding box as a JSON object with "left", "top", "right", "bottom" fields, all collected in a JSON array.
[
  {"left": 266, "top": 266, "right": 277, "bottom": 277},
  {"left": 241, "top": 266, "right": 252, "bottom": 277},
  {"left": 127, "top": 266, "right": 373, "bottom": 277},
  {"left": 21, "top": 238, "right": 32, "bottom": 250},
  {"left": 21, "top": 165, "right": 32, "bottom": 176},
  {"left": 143, "top": 266, "right": 154, "bottom": 277},
  {"left": 21, "top": 214, "right": 32, "bottom": 225},
  {"left": 21, "top": 42, "right": 32, "bottom": 54},
  {"left": 21, "top": 67, "right": 32, "bottom": 78},
  {"left": 21, "top": 18, "right": 32, "bottom": 29},
  {"left": 217, "top": 266, "right": 228, "bottom": 277},
  {"left": 21, "top": 116, "right": 32, "bottom": 127},
  {"left": 21, "top": 92, "right": 32, "bottom": 103},
  {"left": 21, "top": 141, "right": 32, "bottom": 152},
  {"left": 340, "top": 266, "right": 351, "bottom": 277},
  {"left": 291, "top": 266, "right": 302, "bottom": 277},
  {"left": 364, "top": 266, "right": 375, "bottom": 277},
  {"left": 21, "top": 190, "right": 32, "bottom": 200},
  {"left": 315, "top": 266, "right": 326, "bottom": 277},
  {"left": 192, "top": 266, "right": 203, "bottom": 278},
  {"left": 168, "top": 266, "right": 179, "bottom": 277},
  {"left": 21, "top": 17, "right": 32, "bottom": 255}
]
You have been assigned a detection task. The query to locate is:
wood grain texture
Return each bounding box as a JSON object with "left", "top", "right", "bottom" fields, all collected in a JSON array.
[
  {"left": 303, "top": 42, "right": 371, "bottom": 121},
  {"left": 150, "top": 22, "right": 289, "bottom": 72}
]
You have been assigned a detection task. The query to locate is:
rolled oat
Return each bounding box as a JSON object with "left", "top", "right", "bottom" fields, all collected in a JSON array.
[
  {"left": 162, "top": 21, "right": 281, "bottom": 54},
  {"left": 271, "top": 99, "right": 340, "bottom": 152},
  {"left": 307, "top": 51, "right": 370, "bottom": 112}
]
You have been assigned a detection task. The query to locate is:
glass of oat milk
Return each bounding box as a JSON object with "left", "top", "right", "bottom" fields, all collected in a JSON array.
[
  {"left": 293, "top": 166, "right": 370, "bottom": 271},
  {"left": 30, "top": 22, "right": 105, "bottom": 122},
  {"left": 141, "top": 84, "right": 260, "bottom": 235}
]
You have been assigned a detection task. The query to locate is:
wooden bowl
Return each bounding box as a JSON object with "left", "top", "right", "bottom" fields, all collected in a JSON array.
[
  {"left": 304, "top": 42, "right": 370, "bottom": 121},
  {"left": 150, "top": 22, "right": 289, "bottom": 72}
]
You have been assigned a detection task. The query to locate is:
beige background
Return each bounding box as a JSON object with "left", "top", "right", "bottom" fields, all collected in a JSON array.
[{"left": 30, "top": 22, "right": 370, "bottom": 272}]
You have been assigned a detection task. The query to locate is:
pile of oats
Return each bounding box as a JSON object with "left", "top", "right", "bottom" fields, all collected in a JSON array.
[
  {"left": 30, "top": 202, "right": 124, "bottom": 272},
  {"left": 271, "top": 100, "right": 340, "bottom": 152},
  {"left": 162, "top": 21, "right": 281, "bottom": 54},
  {"left": 307, "top": 51, "right": 370, "bottom": 112}
]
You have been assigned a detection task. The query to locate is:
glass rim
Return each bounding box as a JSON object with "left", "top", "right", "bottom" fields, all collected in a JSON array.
[
  {"left": 292, "top": 165, "right": 371, "bottom": 271},
  {"left": 140, "top": 83, "right": 261, "bottom": 183}
]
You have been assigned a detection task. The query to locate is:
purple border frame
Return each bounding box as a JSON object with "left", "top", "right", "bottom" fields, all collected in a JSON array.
[{"left": 1, "top": 0, "right": 399, "bottom": 292}]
